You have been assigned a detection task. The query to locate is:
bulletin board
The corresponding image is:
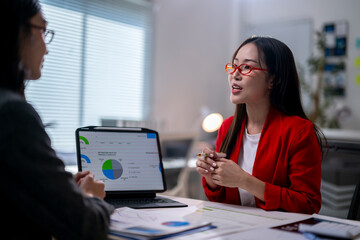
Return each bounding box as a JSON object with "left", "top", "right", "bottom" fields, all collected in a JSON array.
[{"left": 323, "top": 21, "right": 348, "bottom": 97}]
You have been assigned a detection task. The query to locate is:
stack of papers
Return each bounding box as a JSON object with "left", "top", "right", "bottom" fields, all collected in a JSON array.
[{"left": 109, "top": 207, "right": 213, "bottom": 239}]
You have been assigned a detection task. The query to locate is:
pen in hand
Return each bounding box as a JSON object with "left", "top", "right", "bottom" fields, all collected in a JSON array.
[{"left": 196, "top": 152, "right": 226, "bottom": 158}]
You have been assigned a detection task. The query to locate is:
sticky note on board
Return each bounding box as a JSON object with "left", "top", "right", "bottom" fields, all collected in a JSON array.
[
  {"left": 355, "top": 57, "right": 360, "bottom": 68},
  {"left": 335, "top": 21, "right": 347, "bottom": 36},
  {"left": 356, "top": 38, "right": 360, "bottom": 50},
  {"left": 356, "top": 75, "right": 360, "bottom": 85}
]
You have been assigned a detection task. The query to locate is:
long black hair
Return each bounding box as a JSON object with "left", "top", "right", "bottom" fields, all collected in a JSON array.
[
  {"left": 1, "top": 0, "right": 41, "bottom": 96},
  {"left": 219, "top": 36, "right": 326, "bottom": 158}
]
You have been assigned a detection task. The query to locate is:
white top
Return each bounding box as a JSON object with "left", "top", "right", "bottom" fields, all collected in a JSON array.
[{"left": 238, "top": 128, "right": 261, "bottom": 207}]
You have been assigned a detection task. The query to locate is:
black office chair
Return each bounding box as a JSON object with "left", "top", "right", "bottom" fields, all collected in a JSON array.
[{"left": 348, "top": 178, "right": 360, "bottom": 220}]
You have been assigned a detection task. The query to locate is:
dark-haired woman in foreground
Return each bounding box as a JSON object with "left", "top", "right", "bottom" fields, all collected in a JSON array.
[
  {"left": 196, "top": 36, "right": 325, "bottom": 214},
  {"left": 0, "top": 0, "right": 114, "bottom": 239}
]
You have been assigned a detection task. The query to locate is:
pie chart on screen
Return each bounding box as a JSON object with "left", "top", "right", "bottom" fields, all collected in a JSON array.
[{"left": 102, "top": 159, "right": 123, "bottom": 180}]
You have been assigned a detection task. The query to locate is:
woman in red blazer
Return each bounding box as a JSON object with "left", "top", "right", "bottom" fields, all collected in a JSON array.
[{"left": 196, "top": 36, "right": 325, "bottom": 214}]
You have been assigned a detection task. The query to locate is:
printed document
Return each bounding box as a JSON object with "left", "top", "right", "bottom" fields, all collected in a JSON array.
[{"left": 109, "top": 207, "right": 212, "bottom": 239}]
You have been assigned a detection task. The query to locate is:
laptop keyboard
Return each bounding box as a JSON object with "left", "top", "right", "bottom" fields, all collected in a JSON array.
[{"left": 106, "top": 196, "right": 182, "bottom": 209}]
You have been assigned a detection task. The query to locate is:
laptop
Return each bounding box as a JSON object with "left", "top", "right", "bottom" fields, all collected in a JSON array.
[{"left": 75, "top": 126, "right": 187, "bottom": 209}]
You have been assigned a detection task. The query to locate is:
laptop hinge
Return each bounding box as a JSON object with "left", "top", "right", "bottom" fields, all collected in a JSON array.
[{"left": 106, "top": 192, "right": 156, "bottom": 199}]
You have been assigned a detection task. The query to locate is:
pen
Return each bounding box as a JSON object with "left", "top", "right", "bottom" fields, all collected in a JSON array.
[{"left": 196, "top": 152, "right": 226, "bottom": 158}]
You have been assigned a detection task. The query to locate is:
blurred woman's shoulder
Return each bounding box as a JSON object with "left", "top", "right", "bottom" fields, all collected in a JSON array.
[{"left": 0, "top": 88, "right": 25, "bottom": 107}]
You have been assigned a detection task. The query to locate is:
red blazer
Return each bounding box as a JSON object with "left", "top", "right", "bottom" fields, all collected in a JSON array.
[{"left": 202, "top": 107, "right": 322, "bottom": 214}]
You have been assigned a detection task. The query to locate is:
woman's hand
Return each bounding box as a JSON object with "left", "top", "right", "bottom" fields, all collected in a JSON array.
[
  {"left": 73, "top": 170, "right": 91, "bottom": 185},
  {"left": 196, "top": 148, "right": 218, "bottom": 177},
  {"left": 196, "top": 147, "right": 224, "bottom": 189},
  {"left": 211, "top": 158, "right": 265, "bottom": 201},
  {"left": 211, "top": 158, "right": 248, "bottom": 188},
  {"left": 78, "top": 173, "right": 106, "bottom": 199}
]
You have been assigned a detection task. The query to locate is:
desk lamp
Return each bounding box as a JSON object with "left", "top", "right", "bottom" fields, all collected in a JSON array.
[{"left": 202, "top": 113, "right": 223, "bottom": 133}]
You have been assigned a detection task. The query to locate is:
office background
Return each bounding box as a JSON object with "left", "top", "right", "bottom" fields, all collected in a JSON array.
[
  {"left": 152, "top": 0, "right": 360, "bottom": 133},
  {"left": 25, "top": 0, "right": 360, "bottom": 219}
]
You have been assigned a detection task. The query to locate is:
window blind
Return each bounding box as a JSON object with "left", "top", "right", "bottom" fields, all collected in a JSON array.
[{"left": 25, "top": 0, "right": 153, "bottom": 154}]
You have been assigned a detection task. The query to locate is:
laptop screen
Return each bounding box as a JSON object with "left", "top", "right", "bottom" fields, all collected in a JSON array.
[{"left": 76, "top": 127, "right": 165, "bottom": 192}]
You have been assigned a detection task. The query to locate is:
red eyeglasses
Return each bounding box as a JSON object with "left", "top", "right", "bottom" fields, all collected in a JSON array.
[{"left": 225, "top": 63, "right": 268, "bottom": 76}]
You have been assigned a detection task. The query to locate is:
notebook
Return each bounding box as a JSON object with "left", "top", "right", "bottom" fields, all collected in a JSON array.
[{"left": 75, "top": 126, "right": 187, "bottom": 209}]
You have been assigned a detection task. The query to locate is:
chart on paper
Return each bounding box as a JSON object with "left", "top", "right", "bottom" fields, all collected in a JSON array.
[{"left": 176, "top": 202, "right": 307, "bottom": 240}]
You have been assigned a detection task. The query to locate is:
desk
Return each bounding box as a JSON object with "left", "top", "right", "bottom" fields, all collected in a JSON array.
[{"left": 109, "top": 194, "right": 360, "bottom": 240}]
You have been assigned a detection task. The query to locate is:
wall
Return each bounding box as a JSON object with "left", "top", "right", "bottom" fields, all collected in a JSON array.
[
  {"left": 151, "top": 0, "right": 360, "bottom": 134},
  {"left": 150, "top": 0, "right": 242, "bottom": 134}
]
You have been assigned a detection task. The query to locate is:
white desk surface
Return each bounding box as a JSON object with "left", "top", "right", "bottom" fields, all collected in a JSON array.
[{"left": 109, "top": 194, "right": 360, "bottom": 240}]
